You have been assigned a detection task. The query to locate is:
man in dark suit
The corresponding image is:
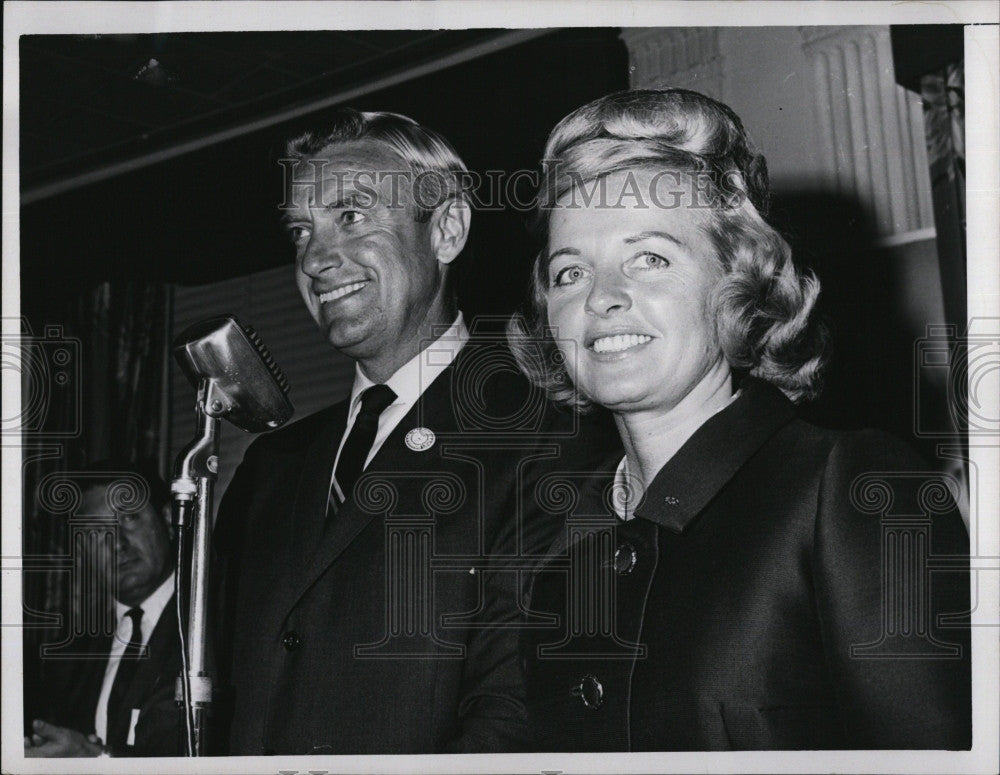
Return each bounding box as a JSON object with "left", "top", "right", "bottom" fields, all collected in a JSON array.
[
  {"left": 213, "top": 109, "right": 608, "bottom": 754},
  {"left": 25, "top": 462, "right": 182, "bottom": 757}
]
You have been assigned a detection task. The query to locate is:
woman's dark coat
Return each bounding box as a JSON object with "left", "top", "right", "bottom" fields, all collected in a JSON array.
[{"left": 524, "top": 379, "right": 971, "bottom": 750}]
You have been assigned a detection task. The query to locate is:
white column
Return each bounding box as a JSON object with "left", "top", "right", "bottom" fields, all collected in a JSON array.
[
  {"left": 800, "top": 26, "right": 935, "bottom": 239},
  {"left": 619, "top": 28, "right": 724, "bottom": 100}
]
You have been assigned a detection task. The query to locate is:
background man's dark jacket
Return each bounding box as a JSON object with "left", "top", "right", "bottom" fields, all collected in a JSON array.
[
  {"left": 37, "top": 593, "right": 183, "bottom": 756},
  {"left": 213, "top": 342, "right": 613, "bottom": 754},
  {"left": 524, "top": 379, "right": 971, "bottom": 751}
]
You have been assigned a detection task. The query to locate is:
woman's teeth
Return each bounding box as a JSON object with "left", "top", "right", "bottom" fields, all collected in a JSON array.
[
  {"left": 591, "top": 334, "right": 652, "bottom": 354},
  {"left": 320, "top": 281, "right": 367, "bottom": 303}
]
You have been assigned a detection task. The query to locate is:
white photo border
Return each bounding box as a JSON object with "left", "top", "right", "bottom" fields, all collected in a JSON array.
[{"left": 3, "top": 3, "right": 998, "bottom": 774}]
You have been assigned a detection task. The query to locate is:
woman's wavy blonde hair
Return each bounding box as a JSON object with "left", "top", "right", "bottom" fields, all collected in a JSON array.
[{"left": 508, "top": 88, "right": 828, "bottom": 409}]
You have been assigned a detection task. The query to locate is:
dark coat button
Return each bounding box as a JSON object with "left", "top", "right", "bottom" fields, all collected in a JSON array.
[
  {"left": 571, "top": 674, "right": 604, "bottom": 709},
  {"left": 282, "top": 630, "right": 302, "bottom": 651},
  {"left": 613, "top": 542, "right": 637, "bottom": 575}
]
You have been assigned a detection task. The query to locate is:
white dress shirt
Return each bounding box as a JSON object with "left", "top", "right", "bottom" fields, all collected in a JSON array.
[
  {"left": 612, "top": 456, "right": 639, "bottom": 522},
  {"left": 93, "top": 571, "right": 175, "bottom": 743},
  {"left": 330, "top": 313, "right": 470, "bottom": 502}
]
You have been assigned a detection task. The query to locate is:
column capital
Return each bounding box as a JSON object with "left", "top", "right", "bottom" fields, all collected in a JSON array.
[
  {"left": 798, "top": 24, "right": 933, "bottom": 236},
  {"left": 619, "top": 27, "right": 723, "bottom": 98},
  {"left": 799, "top": 24, "right": 889, "bottom": 53}
]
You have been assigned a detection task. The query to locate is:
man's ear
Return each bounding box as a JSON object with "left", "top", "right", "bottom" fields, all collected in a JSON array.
[{"left": 429, "top": 196, "right": 471, "bottom": 266}]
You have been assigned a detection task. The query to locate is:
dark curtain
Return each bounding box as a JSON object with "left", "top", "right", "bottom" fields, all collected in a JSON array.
[
  {"left": 77, "top": 281, "right": 169, "bottom": 463},
  {"left": 21, "top": 280, "right": 169, "bottom": 727}
]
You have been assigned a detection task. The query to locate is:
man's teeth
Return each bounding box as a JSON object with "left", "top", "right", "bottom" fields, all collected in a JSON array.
[
  {"left": 319, "top": 282, "right": 367, "bottom": 303},
  {"left": 591, "top": 334, "right": 652, "bottom": 354}
]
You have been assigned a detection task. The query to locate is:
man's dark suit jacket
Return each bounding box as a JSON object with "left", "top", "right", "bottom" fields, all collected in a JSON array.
[
  {"left": 524, "top": 379, "right": 971, "bottom": 751},
  {"left": 213, "top": 341, "right": 611, "bottom": 754},
  {"left": 39, "top": 593, "right": 183, "bottom": 756}
]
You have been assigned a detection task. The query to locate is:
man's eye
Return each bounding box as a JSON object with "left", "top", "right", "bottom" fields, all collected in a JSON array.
[
  {"left": 627, "top": 252, "right": 670, "bottom": 272},
  {"left": 287, "top": 226, "right": 310, "bottom": 246},
  {"left": 552, "top": 265, "right": 589, "bottom": 287},
  {"left": 341, "top": 210, "right": 366, "bottom": 225}
]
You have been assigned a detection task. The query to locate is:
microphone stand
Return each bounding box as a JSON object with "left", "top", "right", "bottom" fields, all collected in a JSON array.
[{"left": 171, "top": 377, "right": 226, "bottom": 756}]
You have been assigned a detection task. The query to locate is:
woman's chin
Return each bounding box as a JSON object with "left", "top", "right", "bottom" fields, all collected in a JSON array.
[{"left": 583, "top": 384, "right": 657, "bottom": 413}]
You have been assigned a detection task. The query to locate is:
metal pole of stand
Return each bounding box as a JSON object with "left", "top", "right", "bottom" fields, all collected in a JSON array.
[
  {"left": 186, "top": 473, "right": 215, "bottom": 754},
  {"left": 171, "top": 379, "right": 222, "bottom": 756}
]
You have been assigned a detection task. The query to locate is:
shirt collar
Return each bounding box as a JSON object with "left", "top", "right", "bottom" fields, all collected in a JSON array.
[
  {"left": 631, "top": 379, "right": 796, "bottom": 532},
  {"left": 612, "top": 456, "right": 635, "bottom": 521},
  {"left": 115, "top": 570, "right": 175, "bottom": 631},
  {"left": 348, "top": 312, "right": 469, "bottom": 414}
]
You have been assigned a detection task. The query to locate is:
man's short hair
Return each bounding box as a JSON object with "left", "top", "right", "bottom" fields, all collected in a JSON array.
[
  {"left": 79, "top": 458, "right": 170, "bottom": 514},
  {"left": 284, "top": 109, "right": 469, "bottom": 222}
]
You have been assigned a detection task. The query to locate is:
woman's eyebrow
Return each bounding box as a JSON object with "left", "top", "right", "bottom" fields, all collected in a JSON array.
[
  {"left": 623, "top": 230, "right": 684, "bottom": 247},
  {"left": 546, "top": 247, "right": 581, "bottom": 263}
]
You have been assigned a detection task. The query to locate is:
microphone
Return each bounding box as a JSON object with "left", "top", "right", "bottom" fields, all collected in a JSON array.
[{"left": 172, "top": 315, "right": 293, "bottom": 432}]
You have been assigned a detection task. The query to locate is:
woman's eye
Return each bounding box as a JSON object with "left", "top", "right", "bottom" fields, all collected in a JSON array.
[
  {"left": 341, "top": 210, "right": 366, "bottom": 225},
  {"left": 552, "top": 265, "right": 589, "bottom": 287},
  {"left": 628, "top": 252, "right": 670, "bottom": 272}
]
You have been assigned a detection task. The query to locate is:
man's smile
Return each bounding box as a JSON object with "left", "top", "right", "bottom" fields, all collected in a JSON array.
[{"left": 319, "top": 280, "right": 369, "bottom": 303}]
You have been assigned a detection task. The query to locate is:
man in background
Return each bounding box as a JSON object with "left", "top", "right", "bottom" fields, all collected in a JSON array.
[{"left": 25, "top": 460, "right": 182, "bottom": 757}]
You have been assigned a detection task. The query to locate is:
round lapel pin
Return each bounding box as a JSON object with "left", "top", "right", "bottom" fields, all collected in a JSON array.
[{"left": 405, "top": 427, "right": 436, "bottom": 452}]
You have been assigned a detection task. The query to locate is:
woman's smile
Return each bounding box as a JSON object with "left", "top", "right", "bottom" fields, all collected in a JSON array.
[{"left": 546, "top": 168, "right": 725, "bottom": 414}]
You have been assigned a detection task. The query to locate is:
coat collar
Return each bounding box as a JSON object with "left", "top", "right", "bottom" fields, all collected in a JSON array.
[{"left": 632, "top": 378, "right": 797, "bottom": 533}]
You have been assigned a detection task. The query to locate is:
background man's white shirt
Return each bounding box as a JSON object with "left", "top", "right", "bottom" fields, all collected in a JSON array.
[{"left": 93, "top": 571, "right": 175, "bottom": 743}]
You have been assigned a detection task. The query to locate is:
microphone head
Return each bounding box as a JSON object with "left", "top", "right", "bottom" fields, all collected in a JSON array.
[{"left": 173, "top": 315, "right": 293, "bottom": 432}]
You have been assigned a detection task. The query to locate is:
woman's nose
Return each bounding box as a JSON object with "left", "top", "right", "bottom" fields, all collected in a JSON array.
[{"left": 585, "top": 271, "right": 632, "bottom": 316}]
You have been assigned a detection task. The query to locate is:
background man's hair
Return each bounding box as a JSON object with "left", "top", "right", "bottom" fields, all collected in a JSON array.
[{"left": 79, "top": 458, "right": 171, "bottom": 513}]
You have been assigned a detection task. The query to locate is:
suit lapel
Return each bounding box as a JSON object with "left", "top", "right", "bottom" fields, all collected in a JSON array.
[
  {"left": 56, "top": 633, "right": 112, "bottom": 733},
  {"left": 286, "top": 401, "right": 350, "bottom": 588},
  {"left": 285, "top": 356, "right": 461, "bottom": 611}
]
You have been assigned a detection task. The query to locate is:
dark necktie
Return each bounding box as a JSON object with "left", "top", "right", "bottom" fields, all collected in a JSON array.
[
  {"left": 331, "top": 384, "right": 396, "bottom": 511},
  {"left": 106, "top": 606, "right": 144, "bottom": 749}
]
